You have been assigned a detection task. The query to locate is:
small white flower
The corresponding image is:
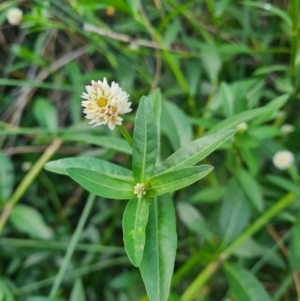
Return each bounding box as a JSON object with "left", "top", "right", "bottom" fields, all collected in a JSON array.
[
  {"left": 236, "top": 122, "right": 248, "bottom": 132},
  {"left": 273, "top": 151, "right": 294, "bottom": 170},
  {"left": 134, "top": 183, "right": 146, "bottom": 198},
  {"left": 81, "top": 78, "right": 132, "bottom": 130},
  {"left": 6, "top": 8, "right": 23, "bottom": 25},
  {"left": 264, "top": 3, "right": 272, "bottom": 10},
  {"left": 280, "top": 124, "right": 295, "bottom": 134}
]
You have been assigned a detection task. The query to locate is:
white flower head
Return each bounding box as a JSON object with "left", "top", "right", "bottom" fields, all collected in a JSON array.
[
  {"left": 134, "top": 183, "right": 146, "bottom": 198},
  {"left": 81, "top": 78, "right": 132, "bottom": 130},
  {"left": 6, "top": 8, "right": 23, "bottom": 25},
  {"left": 236, "top": 122, "right": 248, "bottom": 132},
  {"left": 273, "top": 150, "right": 294, "bottom": 170},
  {"left": 264, "top": 3, "right": 272, "bottom": 10},
  {"left": 280, "top": 124, "right": 295, "bottom": 134}
]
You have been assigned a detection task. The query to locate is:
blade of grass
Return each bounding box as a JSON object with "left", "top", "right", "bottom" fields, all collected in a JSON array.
[
  {"left": 49, "top": 193, "right": 96, "bottom": 297},
  {"left": 0, "top": 139, "right": 62, "bottom": 234}
]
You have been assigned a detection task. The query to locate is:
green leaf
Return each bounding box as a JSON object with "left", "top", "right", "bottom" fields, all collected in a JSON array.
[
  {"left": 33, "top": 98, "right": 58, "bottom": 130},
  {"left": 148, "top": 89, "right": 162, "bottom": 133},
  {"left": 62, "top": 134, "right": 131, "bottom": 154},
  {"left": 0, "top": 151, "right": 14, "bottom": 203},
  {"left": 66, "top": 168, "right": 135, "bottom": 200},
  {"left": 208, "top": 94, "right": 288, "bottom": 134},
  {"left": 250, "top": 94, "right": 289, "bottom": 126},
  {"left": 234, "top": 238, "right": 285, "bottom": 269},
  {"left": 243, "top": 1, "right": 292, "bottom": 28},
  {"left": 155, "top": 129, "right": 235, "bottom": 174},
  {"left": 220, "top": 82, "right": 235, "bottom": 117},
  {"left": 45, "top": 157, "right": 134, "bottom": 181},
  {"left": 224, "top": 262, "right": 273, "bottom": 301},
  {"left": 190, "top": 186, "right": 225, "bottom": 203},
  {"left": 148, "top": 89, "right": 162, "bottom": 163},
  {"left": 122, "top": 197, "right": 149, "bottom": 266},
  {"left": 10, "top": 205, "right": 53, "bottom": 239},
  {"left": 132, "top": 96, "right": 159, "bottom": 182},
  {"left": 235, "top": 168, "right": 264, "bottom": 212},
  {"left": 200, "top": 44, "right": 221, "bottom": 84},
  {"left": 177, "top": 202, "right": 214, "bottom": 240},
  {"left": 267, "top": 175, "right": 300, "bottom": 196},
  {"left": 140, "top": 194, "right": 177, "bottom": 301},
  {"left": 0, "top": 279, "right": 15, "bottom": 301},
  {"left": 70, "top": 278, "right": 86, "bottom": 301},
  {"left": 219, "top": 178, "right": 251, "bottom": 247},
  {"left": 161, "top": 101, "right": 192, "bottom": 151},
  {"left": 253, "top": 65, "right": 288, "bottom": 76},
  {"left": 148, "top": 166, "right": 213, "bottom": 197}
]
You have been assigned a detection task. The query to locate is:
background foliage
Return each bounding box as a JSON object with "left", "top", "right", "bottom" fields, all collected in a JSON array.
[{"left": 0, "top": 0, "right": 300, "bottom": 300}]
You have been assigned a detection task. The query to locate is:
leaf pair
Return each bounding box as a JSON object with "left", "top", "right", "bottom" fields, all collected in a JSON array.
[{"left": 45, "top": 95, "right": 236, "bottom": 301}]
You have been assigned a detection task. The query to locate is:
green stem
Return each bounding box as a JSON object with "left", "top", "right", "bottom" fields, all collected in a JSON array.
[
  {"left": 117, "top": 124, "right": 133, "bottom": 147},
  {"left": 0, "top": 138, "right": 62, "bottom": 234},
  {"left": 181, "top": 192, "right": 296, "bottom": 301},
  {"left": 222, "top": 192, "right": 295, "bottom": 258},
  {"left": 49, "top": 193, "right": 96, "bottom": 297}
]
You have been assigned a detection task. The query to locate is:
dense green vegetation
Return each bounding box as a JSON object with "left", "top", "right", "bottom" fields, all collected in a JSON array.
[{"left": 0, "top": 0, "right": 300, "bottom": 300}]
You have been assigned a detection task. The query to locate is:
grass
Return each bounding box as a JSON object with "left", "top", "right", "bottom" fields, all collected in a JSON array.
[{"left": 0, "top": 0, "right": 300, "bottom": 300}]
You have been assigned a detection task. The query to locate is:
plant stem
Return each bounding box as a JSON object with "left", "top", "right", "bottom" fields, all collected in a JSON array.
[
  {"left": 181, "top": 192, "right": 296, "bottom": 301},
  {"left": 0, "top": 138, "right": 62, "bottom": 234},
  {"left": 49, "top": 193, "right": 96, "bottom": 297},
  {"left": 117, "top": 124, "right": 133, "bottom": 147}
]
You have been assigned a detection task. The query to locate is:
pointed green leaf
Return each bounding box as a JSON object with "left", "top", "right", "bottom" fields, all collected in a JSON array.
[
  {"left": 132, "top": 96, "right": 159, "bottom": 182},
  {"left": 70, "top": 278, "right": 86, "bottom": 301},
  {"left": 224, "top": 262, "right": 273, "bottom": 301},
  {"left": 190, "top": 186, "right": 225, "bottom": 203},
  {"left": 235, "top": 168, "right": 264, "bottom": 212},
  {"left": 149, "top": 166, "right": 213, "bottom": 197},
  {"left": 267, "top": 174, "right": 300, "bottom": 196},
  {"left": 0, "top": 278, "right": 15, "bottom": 301},
  {"left": 33, "top": 98, "right": 58, "bottom": 130},
  {"left": 45, "top": 157, "right": 133, "bottom": 181},
  {"left": 62, "top": 134, "right": 131, "bottom": 154},
  {"left": 10, "top": 205, "right": 53, "bottom": 239},
  {"left": 148, "top": 89, "right": 162, "bottom": 163},
  {"left": 122, "top": 197, "right": 149, "bottom": 266},
  {"left": 155, "top": 129, "right": 235, "bottom": 174},
  {"left": 140, "top": 194, "right": 177, "bottom": 301},
  {"left": 243, "top": 2, "right": 292, "bottom": 28},
  {"left": 220, "top": 82, "right": 235, "bottom": 117},
  {"left": 208, "top": 94, "right": 288, "bottom": 134},
  {"left": 219, "top": 178, "right": 251, "bottom": 247},
  {"left": 161, "top": 101, "right": 192, "bottom": 150},
  {"left": 66, "top": 168, "right": 135, "bottom": 200},
  {"left": 177, "top": 202, "right": 214, "bottom": 240},
  {"left": 148, "top": 88, "right": 162, "bottom": 132}
]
